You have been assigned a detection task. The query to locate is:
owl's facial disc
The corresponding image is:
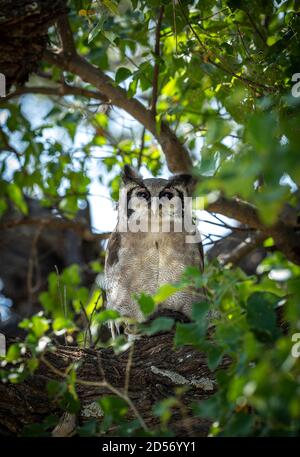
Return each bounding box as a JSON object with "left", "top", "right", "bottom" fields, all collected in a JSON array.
[
  {"left": 119, "top": 168, "right": 196, "bottom": 233},
  {"left": 126, "top": 186, "right": 150, "bottom": 220},
  {"left": 136, "top": 189, "right": 150, "bottom": 200},
  {"left": 159, "top": 189, "right": 175, "bottom": 200}
]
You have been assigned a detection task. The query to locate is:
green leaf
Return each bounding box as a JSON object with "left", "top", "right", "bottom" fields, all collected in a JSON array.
[
  {"left": 95, "top": 309, "right": 120, "bottom": 323},
  {"left": 31, "top": 315, "right": 50, "bottom": 338},
  {"left": 115, "top": 67, "right": 132, "bottom": 84},
  {"left": 206, "top": 345, "right": 224, "bottom": 371},
  {"left": 89, "top": 260, "right": 103, "bottom": 273},
  {"left": 27, "top": 357, "right": 39, "bottom": 373},
  {"left": 99, "top": 395, "right": 128, "bottom": 431},
  {"left": 77, "top": 420, "right": 98, "bottom": 437},
  {"left": 88, "top": 17, "right": 106, "bottom": 43},
  {"left": 0, "top": 198, "right": 7, "bottom": 216},
  {"left": 136, "top": 293, "right": 155, "bottom": 316},
  {"left": 140, "top": 317, "right": 174, "bottom": 336},
  {"left": 153, "top": 283, "right": 179, "bottom": 304},
  {"left": 174, "top": 322, "right": 206, "bottom": 347},
  {"left": 6, "top": 343, "right": 21, "bottom": 362},
  {"left": 153, "top": 397, "right": 178, "bottom": 426},
  {"left": 245, "top": 292, "right": 280, "bottom": 342},
  {"left": 102, "top": 0, "right": 119, "bottom": 15},
  {"left": 205, "top": 118, "right": 231, "bottom": 144},
  {"left": 53, "top": 317, "right": 76, "bottom": 332},
  {"left": 7, "top": 183, "right": 28, "bottom": 214},
  {"left": 47, "top": 380, "right": 66, "bottom": 397},
  {"left": 191, "top": 301, "right": 210, "bottom": 322}
]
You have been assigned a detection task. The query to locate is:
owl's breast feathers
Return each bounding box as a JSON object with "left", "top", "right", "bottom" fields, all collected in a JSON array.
[
  {"left": 105, "top": 230, "right": 205, "bottom": 320},
  {"left": 105, "top": 231, "right": 204, "bottom": 273}
]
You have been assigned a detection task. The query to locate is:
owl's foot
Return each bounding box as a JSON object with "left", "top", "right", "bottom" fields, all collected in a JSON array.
[
  {"left": 108, "top": 320, "right": 141, "bottom": 340},
  {"left": 109, "top": 321, "right": 121, "bottom": 339},
  {"left": 124, "top": 323, "right": 141, "bottom": 341}
]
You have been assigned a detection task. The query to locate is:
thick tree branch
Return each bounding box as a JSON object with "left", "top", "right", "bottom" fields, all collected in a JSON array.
[
  {"left": 0, "top": 331, "right": 230, "bottom": 436},
  {"left": 43, "top": 14, "right": 192, "bottom": 174},
  {"left": 1, "top": 83, "right": 109, "bottom": 103},
  {"left": 0, "top": 217, "right": 110, "bottom": 242},
  {"left": 220, "top": 232, "right": 267, "bottom": 265},
  {"left": 56, "top": 14, "right": 77, "bottom": 56},
  {"left": 32, "top": 14, "right": 300, "bottom": 266},
  {"left": 208, "top": 196, "right": 300, "bottom": 265}
]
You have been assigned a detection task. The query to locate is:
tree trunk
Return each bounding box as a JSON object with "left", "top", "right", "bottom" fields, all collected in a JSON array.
[{"left": 0, "top": 332, "right": 230, "bottom": 436}]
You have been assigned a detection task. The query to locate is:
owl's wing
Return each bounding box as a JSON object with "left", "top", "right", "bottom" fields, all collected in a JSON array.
[{"left": 106, "top": 231, "right": 121, "bottom": 268}]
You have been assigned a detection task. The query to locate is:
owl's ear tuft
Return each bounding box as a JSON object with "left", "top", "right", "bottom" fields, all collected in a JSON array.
[
  {"left": 121, "top": 165, "right": 143, "bottom": 186},
  {"left": 168, "top": 174, "right": 197, "bottom": 195}
]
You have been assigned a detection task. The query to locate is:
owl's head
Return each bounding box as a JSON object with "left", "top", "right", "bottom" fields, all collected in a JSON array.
[{"left": 119, "top": 165, "right": 196, "bottom": 231}]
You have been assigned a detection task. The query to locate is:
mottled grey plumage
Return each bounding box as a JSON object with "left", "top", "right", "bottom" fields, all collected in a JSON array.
[{"left": 105, "top": 165, "right": 204, "bottom": 330}]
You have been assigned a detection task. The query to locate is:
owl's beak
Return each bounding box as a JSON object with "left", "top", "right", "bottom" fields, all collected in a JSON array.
[{"left": 150, "top": 197, "right": 159, "bottom": 215}]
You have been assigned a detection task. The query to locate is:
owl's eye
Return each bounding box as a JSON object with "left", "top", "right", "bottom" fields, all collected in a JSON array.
[
  {"left": 160, "top": 190, "right": 174, "bottom": 200},
  {"left": 136, "top": 190, "right": 149, "bottom": 199}
]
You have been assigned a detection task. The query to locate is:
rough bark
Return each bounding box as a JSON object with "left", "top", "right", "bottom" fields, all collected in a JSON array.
[
  {"left": 208, "top": 196, "right": 300, "bottom": 266},
  {"left": 0, "top": 0, "right": 67, "bottom": 90},
  {"left": 43, "top": 50, "right": 193, "bottom": 174},
  {"left": 0, "top": 331, "right": 230, "bottom": 437}
]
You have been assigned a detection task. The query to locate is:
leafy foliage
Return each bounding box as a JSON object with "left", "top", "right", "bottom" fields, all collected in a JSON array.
[{"left": 1, "top": 0, "right": 300, "bottom": 438}]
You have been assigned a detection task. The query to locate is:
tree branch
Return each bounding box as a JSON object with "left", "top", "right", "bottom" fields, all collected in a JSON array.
[
  {"left": 39, "top": 14, "right": 300, "bottom": 266},
  {"left": 56, "top": 14, "right": 76, "bottom": 57},
  {"left": 151, "top": 6, "right": 164, "bottom": 115},
  {"left": 1, "top": 83, "right": 109, "bottom": 103},
  {"left": 43, "top": 14, "right": 192, "bottom": 174},
  {"left": 208, "top": 196, "right": 300, "bottom": 265},
  {"left": 0, "top": 127, "right": 22, "bottom": 159},
  {"left": 0, "top": 331, "right": 230, "bottom": 435},
  {"left": 220, "top": 232, "right": 267, "bottom": 265},
  {"left": 0, "top": 217, "right": 110, "bottom": 242}
]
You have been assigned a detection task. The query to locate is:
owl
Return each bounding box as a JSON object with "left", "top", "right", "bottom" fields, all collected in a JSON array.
[{"left": 105, "top": 165, "right": 204, "bottom": 336}]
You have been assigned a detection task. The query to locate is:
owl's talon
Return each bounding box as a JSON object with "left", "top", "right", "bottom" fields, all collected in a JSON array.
[{"left": 109, "top": 321, "right": 120, "bottom": 339}]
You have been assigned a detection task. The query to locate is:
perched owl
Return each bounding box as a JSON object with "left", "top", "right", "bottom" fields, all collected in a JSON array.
[{"left": 105, "top": 165, "right": 204, "bottom": 335}]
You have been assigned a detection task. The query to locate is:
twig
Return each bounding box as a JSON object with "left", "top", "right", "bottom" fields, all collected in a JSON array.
[
  {"left": 207, "top": 195, "right": 300, "bottom": 265},
  {"left": 0, "top": 127, "right": 22, "bottom": 160},
  {"left": 199, "top": 217, "right": 255, "bottom": 232},
  {"left": 1, "top": 84, "right": 109, "bottom": 103},
  {"left": 197, "top": 7, "right": 229, "bottom": 22},
  {"left": 245, "top": 10, "right": 267, "bottom": 47},
  {"left": 79, "top": 301, "right": 92, "bottom": 349},
  {"left": 40, "top": 353, "right": 149, "bottom": 432},
  {"left": 124, "top": 343, "right": 134, "bottom": 396},
  {"left": 56, "top": 15, "right": 76, "bottom": 57},
  {"left": 137, "top": 127, "right": 146, "bottom": 170},
  {"left": 237, "top": 24, "right": 251, "bottom": 59},
  {"left": 54, "top": 265, "right": 68, "bottom": 345},
  {"left": 219, "top": 232, "right": 267, "bottom": 265},
  {"left": 177, "top": 0, "right": 274, "bottom": 94},
  {"left": 27, "top": 225, "right": 43, "bottom": 309},
  {"left": 151, "top": 6, "right": 164, "bottom": 115}
]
